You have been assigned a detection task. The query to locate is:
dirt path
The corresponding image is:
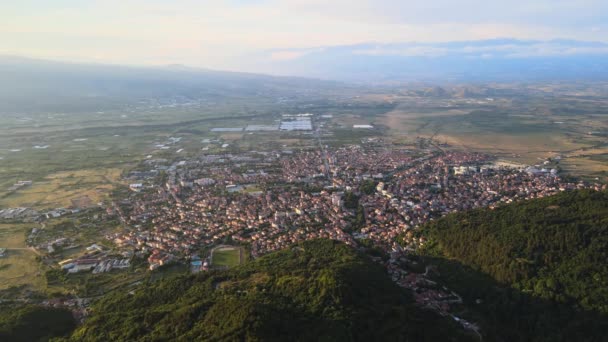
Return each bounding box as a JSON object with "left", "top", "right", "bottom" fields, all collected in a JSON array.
[{"left": 4, "top": 247, "right": 41, "bottom": 256}]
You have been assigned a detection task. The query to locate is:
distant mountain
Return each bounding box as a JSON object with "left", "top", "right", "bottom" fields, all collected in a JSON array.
[
  {"left": 0, "top": 56, "right": 343, "bottom": 113},
  {"left": 423, "top": 86, "right": 450, "bottom": 97},
  {"left": 65, "top": 239, "right": 472, "bottom": 341},
  {"left": 257, "top": 39, "right": 608, "bottom": 82}
]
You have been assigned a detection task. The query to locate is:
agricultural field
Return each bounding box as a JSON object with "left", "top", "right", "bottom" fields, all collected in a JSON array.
[
  {"left": 0, "top": 168, "right": 122, "bottom": 210},
  {"left": 0, "top": 210, "right": 129, "bottom": 296},
  {"left": 377, "top": 90, "right": 608, "bottom": 180},
  {"left": 0, "top": 222, "right": 45, "bottom": 292}
]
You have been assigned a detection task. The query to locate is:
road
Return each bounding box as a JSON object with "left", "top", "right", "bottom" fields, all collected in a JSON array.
[{"left": 314, "top": 127, "right": 332, "bottom": 179}]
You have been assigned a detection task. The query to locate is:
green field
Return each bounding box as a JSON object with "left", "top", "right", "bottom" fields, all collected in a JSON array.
[
  {"left": 211, "top": 246, "right": 242, "bottom": 268},
  {"left": 0, "top": 223, "right": 45, "bottom": 292}
]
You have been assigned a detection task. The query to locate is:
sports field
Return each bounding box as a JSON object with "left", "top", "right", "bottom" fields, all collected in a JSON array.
[{"left": 211, "top": 246, "right": 243, "bottom": 268}]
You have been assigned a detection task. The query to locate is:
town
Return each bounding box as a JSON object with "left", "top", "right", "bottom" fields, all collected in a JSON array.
[
  {"left": 113, "top": 143, "right": 598, "bottom": 264},
  {"left": 96, "top": 137, "right": 602, "bottom": 326},
  {"left": 3, "top": 130, "right": 603, "bottom": 326}
]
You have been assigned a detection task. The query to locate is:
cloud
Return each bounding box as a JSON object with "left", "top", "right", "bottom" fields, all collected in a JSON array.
[
  {"left": 353, "top": 46, "right": 449, "bottom": 57},
  {"left": 1, "top": 0, "right": 607, "bottom": 70},
  {"left": 270, "top": 51, "right": 308, "bottom": 61}
]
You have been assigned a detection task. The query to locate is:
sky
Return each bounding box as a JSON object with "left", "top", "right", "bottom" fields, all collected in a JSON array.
[{"left": 1, "top": 0, "right": 607, "bottom": 71}]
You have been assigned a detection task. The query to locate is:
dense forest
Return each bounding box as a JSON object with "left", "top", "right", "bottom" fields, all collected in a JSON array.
[
  {"left": 419, "top": 189, "right": 608, "bottom": 341},
  {"left": 0, "top": 305, "right": 75, "bottom": 341},
  {"left": 63, "top": 239, "right": 472, "bottom": 341}
]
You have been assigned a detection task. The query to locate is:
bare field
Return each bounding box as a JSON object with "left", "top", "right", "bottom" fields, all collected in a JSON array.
[
  {"left": 381, "top": 102, "right": 608, "bottom": 177},
  {"left": 0, "top": 222, "right": 45, "bottom": 291},
  {"left": 0, "top": 168, "right": 123, "bottom": 209},
  {"left": 437, "top": 132, "right": 585, "bottom": 152},
  {"left": 561, "top": 157, "right": 608, "bottom": 179},
  {"left": 565, "top": 148, "right": 608, "bottom": 158},
  {"left": 437, "top": 131, "right": 605, "bottom": 174},
  {"left": 383, "top": 107, "right": 469, "bottom": 122},
  {"left": 380, "top": 103, "right": 469, "bottom": 132},
  {"left": 218, "top": 133, "right": 245, "bottom": 141},
  {"left": 332, "top": 114, "right": 376, "bottom": 127}
]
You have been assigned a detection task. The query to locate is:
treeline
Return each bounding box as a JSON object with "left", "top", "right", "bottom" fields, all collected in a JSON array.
[
  {"left": 419, "top": 189, "right": 608, "bottom": 341},
  {"left": 64, "top": 239, "right": 473, "bottom": 341}
]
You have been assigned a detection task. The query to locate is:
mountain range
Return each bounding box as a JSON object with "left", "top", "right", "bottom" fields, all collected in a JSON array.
[{"left": 254, "top": 38, "right": 608, "bottom": 82}]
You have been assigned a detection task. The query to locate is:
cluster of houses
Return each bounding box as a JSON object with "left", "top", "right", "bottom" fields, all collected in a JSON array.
[
  {"left": 147, "top": 250, "right": 173, "bottom": 270},
  {"left": 108, "top": 141, "right": 602, "bottom": 271},
  {"left": 354, "top": 151, "right": 600, "bottom": 247}
]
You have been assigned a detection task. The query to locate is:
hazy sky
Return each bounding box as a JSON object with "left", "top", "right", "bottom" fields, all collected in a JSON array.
[{"left": 2, "top": 0, "right": 607, "bottom": 70}]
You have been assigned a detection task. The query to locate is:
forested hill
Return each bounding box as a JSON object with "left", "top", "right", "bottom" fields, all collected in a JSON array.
[
  {"left": 0, "top": 305, "right": 75, "bottom": 342},
  {"left": 65, "top": 239, "right": 472, "bottom": 341},
  {"left": 420, "top": 189, "right": 608, "bottom": 341}
]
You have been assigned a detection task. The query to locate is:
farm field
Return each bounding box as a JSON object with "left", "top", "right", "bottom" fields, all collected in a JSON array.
[
  {"left": 0, "top": 168, "right": 123, "bottom": 210},
  {"left": 0, "top": 222, "right": 45, "bottom": 292},
  {"left": 378, "top": 95, "right": 608, "bottom": 179}
]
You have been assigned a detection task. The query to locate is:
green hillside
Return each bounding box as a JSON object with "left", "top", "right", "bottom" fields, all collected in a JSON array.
[
  {"left": 419, "top": 189, "right": 608, "bottom": 341},
  {"left": 9, "top": 190, "right": 608, "bottom": 342},
  {"left": 0, "top": 305, "right": 75, "bottom": 342},
  {"left": 66, "top": 239, "right": 472, "bottom": 341}
]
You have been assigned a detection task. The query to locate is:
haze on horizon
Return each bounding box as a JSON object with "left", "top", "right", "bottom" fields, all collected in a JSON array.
[{"left": 2, "top": 0, "right": 608, "bottom": 75}]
